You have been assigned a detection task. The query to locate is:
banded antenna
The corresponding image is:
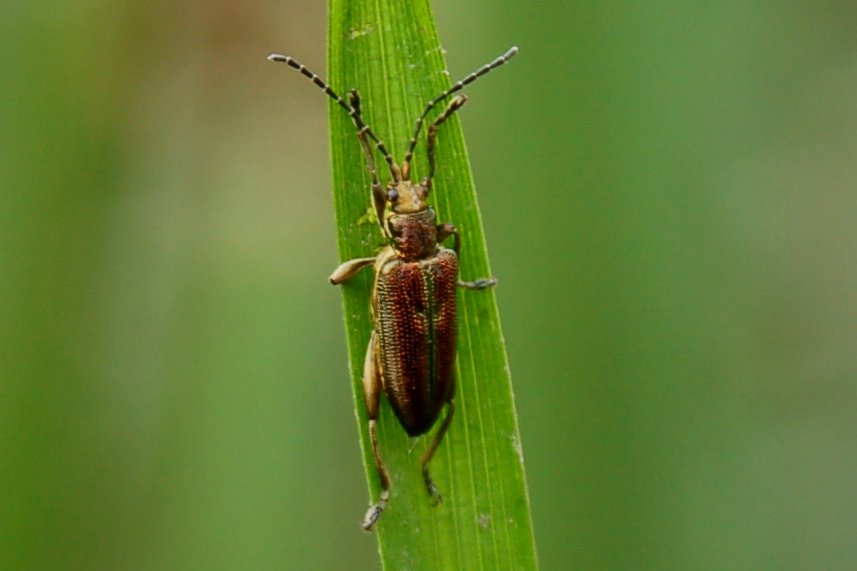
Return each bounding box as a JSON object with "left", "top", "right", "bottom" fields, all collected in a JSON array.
[
  {"left": 267, "top": 54, "right": 401, "bottom": 181},
  {"left": 402, "top": 46, "right": 518, "bottom": 173}
]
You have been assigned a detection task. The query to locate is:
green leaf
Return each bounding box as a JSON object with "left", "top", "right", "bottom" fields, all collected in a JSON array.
[{"left": 327, "top": 1, "right": 538, "bottom": 568}]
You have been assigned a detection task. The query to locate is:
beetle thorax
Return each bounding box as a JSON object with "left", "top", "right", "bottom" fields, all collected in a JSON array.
[{"left": 387, "top": 208, "right": 438, "bottom": 261}]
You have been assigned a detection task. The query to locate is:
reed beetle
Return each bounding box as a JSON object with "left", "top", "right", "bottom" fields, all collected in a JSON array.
[{"left": 268, "top": 45, "right": 517, "bottom": 530}]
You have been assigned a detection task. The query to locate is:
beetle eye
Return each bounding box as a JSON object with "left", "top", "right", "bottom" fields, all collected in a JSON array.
[{"left": 387, "top": 189, "right": 398, "bottom": 202}]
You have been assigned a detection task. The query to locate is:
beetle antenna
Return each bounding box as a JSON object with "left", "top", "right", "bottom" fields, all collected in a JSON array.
[
  {"left": 268, "top": 54, "right": 401, "bottom": 181},
  {"left": 402, "top": 46, "right": 518, "bottom": 171}
]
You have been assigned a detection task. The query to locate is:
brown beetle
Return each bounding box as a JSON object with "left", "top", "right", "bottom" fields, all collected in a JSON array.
[{"left": 269, "top": 46, "right": 517, "bottom": 530}]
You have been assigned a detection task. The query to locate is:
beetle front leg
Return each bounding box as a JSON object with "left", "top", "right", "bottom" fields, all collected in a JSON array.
[
  {"left": 424, "top": 95, "right": 468, "bottom": 187},
  {"left": 349, "top": 89, "right": 396, "bottom": 236},
  {"left": 420, "top": 399, "right": 455, "bottom": 505},
  {"left": 361, "top": 331, "right": 391, "bottom": 531}
]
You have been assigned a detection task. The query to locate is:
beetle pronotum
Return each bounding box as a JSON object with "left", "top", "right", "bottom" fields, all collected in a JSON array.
[{"left": 269, "top": 45, "right": 517, "bottom": 531}]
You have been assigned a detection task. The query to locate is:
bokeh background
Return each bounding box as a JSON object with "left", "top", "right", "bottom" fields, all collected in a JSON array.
[{"left": 3, "top": 1, "right": 857, "bottom": 569}]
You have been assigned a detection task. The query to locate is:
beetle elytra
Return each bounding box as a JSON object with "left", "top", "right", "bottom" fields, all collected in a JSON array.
[{"left": 269, "top": 46, "right": 517, "bottom": 530}]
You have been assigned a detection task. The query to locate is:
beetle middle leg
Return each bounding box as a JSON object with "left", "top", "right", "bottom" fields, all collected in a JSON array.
[{"left": 437, "top": 223, "right": 498, "bottom": 290}]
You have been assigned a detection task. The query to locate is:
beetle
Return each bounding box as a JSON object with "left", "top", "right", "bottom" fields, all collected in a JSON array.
[{"left": 268, "top": 46, "right": 517, "bottom": 530}]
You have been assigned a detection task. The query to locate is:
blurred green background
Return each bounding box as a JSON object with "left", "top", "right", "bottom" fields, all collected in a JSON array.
[{"left": 3, "top": 1, "right": 856, "bottom": 569}]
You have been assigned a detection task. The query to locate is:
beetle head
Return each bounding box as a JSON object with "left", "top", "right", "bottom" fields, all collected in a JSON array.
[{"left": 386, "top": 180, "right": 429, "bottom": 214}]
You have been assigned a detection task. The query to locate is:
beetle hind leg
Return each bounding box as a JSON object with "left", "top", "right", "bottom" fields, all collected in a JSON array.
[
  {"left": 420, "top": 399, "right": 455, "bottom": 505},
  {"left": 361, "top": 331, "right": 391, "bottom": 531},
  {"left": 362, "top": 419, "right": 390, "bottom": 531}
]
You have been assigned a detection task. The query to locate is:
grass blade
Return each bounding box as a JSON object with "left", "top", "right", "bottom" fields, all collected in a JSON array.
[{"left": 327, "top": 1, "right": 538, "bottom": 568}]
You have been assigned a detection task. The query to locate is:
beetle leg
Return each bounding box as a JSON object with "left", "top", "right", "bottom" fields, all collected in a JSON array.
[
  {"left": 329, "top": 257, "right": 375, "bottom": 285},
  {"left": 437, "top": 222, "right": 460, "bottom": 253},
  {"left": 354, "top": 126, "right": 388, "bottom": 235},
  {"left": 436, "top": 223, "right": 497, "bottom": 289},
  {"left": 420, "top": 399, "right": 455, "bottom": 505},
  {"left": 355, "top": 128, "right": 389, "bottom": 236},
  {"left": 424, "top": 95, "right": 469, "bottom": 188},
  {"left": 458, "top": 277, "right": 498, "bottom": 290},
  {"left": 349, "top": 90, "right": 396, "bottom": 236},
  {"left": 361, "top": 331, "right": 391, "bottom": 531}
]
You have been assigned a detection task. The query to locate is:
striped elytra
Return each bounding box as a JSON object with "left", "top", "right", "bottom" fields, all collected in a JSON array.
[{"left": 374, "top": 248, "right": 458, "bottom": 436}]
